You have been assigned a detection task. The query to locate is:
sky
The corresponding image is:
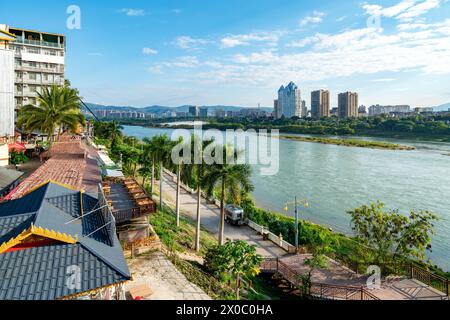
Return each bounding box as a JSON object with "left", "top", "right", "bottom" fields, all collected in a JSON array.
[{"left": 1, "top": 0, "right": 450, "bottom": 108}]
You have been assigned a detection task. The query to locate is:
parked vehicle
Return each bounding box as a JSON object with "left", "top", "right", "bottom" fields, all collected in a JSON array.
[{"left": 225, "top": 205, "right": 246, "bottom": 226}]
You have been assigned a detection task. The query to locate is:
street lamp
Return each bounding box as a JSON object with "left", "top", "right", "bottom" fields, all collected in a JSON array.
[{"left": 284, "top": 197, "right": 309, "bottom": 253}]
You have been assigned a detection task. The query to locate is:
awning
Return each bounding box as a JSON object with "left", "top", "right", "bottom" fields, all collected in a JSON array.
[{"left": 101, "top": 168, "right": 125, "bottom": 178}]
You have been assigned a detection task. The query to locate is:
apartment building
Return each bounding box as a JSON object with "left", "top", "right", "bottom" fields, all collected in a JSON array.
[
  {"left": 311, "top": 90, "right": 330, "bottom": 119},
  {"left": 0, "top": 24, "right": 65, "bottom": 113},
  {"left": 368, "top": 105, "right": 411, "bottom": 116},
  {"left": 0, "top": 28, "right": 15, "bottom": 137},
  {"left": 338, "top": 92, "right": 359, "bottom": 119}
]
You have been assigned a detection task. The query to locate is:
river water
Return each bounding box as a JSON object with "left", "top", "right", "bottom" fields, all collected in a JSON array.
[{"left": 122, "top": 125, "right": 450, "bottom": 271}]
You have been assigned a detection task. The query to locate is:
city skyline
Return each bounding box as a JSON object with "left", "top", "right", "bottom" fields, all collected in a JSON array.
[{"left": 1, "top": 0, "right": 450, "bottom": 108}]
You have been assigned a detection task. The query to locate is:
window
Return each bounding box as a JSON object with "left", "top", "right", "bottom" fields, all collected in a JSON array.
[
  {"left": 28, "top": 73, "right": 37, "bottom": 80},
  {"left": 43, "top": 74, "right": 49, "bottom": 81},
  {"left": 29, "top": 61, "right": 37, "bottom": 68}
]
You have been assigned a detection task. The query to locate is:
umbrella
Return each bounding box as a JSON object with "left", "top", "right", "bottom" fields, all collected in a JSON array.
[{"left": 8, "top": 142, "right": 26, "bottom": 153}]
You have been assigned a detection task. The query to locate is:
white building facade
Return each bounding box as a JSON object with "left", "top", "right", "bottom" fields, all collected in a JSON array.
[
  {"left": 0, "top": 28, "right": 16, "bottom": 137},
  {"left": 277, "top": 82, "right": 302, "bottom": 118},
  {"left": 0, "top": 24, "right": 65, "bottom": 113}
]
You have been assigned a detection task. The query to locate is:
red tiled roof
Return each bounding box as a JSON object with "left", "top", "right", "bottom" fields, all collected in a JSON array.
[{"left": 6, "top": 141, "right": 88, "bottom": 200}]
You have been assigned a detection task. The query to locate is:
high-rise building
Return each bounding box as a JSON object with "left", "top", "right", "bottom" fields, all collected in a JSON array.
[
  {"left": 311, "top": 90, "right": 330, "bottom": 119},
  {"left": 0, "top": 28, "right": 16, "bottom": 138},
  {"left": 199, "top": 107, "right": 208, "bottom": 118},
  {"left": 301, "top": 100, "right": 308, "bottom": 118},
  {"left": 215, "top": 109, "right": 226, "bottom": 118},
  {"left": 189, "top": 106, "right": 199, "bottom": 117},
  {"left": 1, "top": 24, "right": 66, "bottom": 115},
  {"left": 277, "top": 82, "right": 302, "bottom": 118},
  {"left": 338, "top": 92, "right": 359, "bottom": 119},
  {"left": 274, "top": 100, "right": 280, "bottom": 118}
]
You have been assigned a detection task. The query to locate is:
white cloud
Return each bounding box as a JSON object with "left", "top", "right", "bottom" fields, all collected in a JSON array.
[
  {"left": 396, "top": 0, "right": 442, "bottom": 21},
  {"left": 372, "top": 78, "right": 397, "bottom": 82},
  {"left": 300, "top": 11, "right": 326, "bottom": 27},
  {"left": 163, "top": 56, "right": 200, "bottom": 68},
  {"left": 183, "top": 22, "right": 450, "bottom": 88},
  {"left": 142, "top": 48, "right": 158, "bottom": 55},
  {"left": 174, "top": 36, "right": 209, "bottom": 50},
  {"left": 117, "top": 8, "right": 146, "bottom": 16},
  {"left": 362, "top": 0, "right": 443, "bottom": 21},
  {"left": 220, "top": 32, "right": 282, "bottom": 48}
]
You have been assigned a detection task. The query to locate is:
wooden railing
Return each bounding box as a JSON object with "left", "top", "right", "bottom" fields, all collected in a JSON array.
[
  {"left": 310, "top": 283, "right": 379, "bottom": 301},
  {"left": 260, "top": 258, "right": 380, "bottom": 300},
  {"left": 411, "top": 264, "right": 449, "bottom": 296},
  {"left": 112, "top": 207, "right": 144, "bottom": 224}
]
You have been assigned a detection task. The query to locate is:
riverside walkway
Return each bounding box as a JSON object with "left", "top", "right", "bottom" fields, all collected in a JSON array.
[{"left": 157, "top": 171, "right": 448, "bottom": 300}]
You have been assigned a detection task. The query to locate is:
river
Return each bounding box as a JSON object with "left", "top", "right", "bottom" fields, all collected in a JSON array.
[{"left": 122, "top": 125, "right": 450, "bottom": 271}]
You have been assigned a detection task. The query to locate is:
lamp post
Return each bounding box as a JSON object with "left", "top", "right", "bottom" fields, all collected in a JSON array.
[{"left": 284, "top": 197, "right": 309, "bottom": 253}]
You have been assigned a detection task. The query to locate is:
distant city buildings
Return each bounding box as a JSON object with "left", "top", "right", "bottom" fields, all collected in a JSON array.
[
  {"left": 311, "top": 90, "right": 330, "bottom": 119},
  {"left": 301, "top": 100, "right": 308, "bottom": 118},
  {"left": 95, "top": 110, "right": 146, "bottom": 119},
  {"left": 199, "top": 107, "right": 208, "bottom": 118},
  {"left": 358, "top": 105, "right": 367, "bottom": 117},
  {"left": 215, "top": 109, "right": 226, "bottom": 118},
  {"left": 369, "top": 105, "right": 411, "bottom": 116},
  {"left": 414, "top": 107, "right": 434, "bottom": 114},
  {"left": 338, "top": 92, "right": 359, "bottom": 119},
  {"left": 277, "top": 82, "right": 302, "bottom": 118},
  {"left": 189, "top": 106, "right": 200, "bottom": 117}
]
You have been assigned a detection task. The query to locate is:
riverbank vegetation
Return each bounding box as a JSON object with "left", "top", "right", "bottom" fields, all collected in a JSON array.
[
  {"left": 279, "top": 135, "right": 416, "bottom": 150},
  {"left": 116, "top": 113, "right": 450, "bottom": 142}
]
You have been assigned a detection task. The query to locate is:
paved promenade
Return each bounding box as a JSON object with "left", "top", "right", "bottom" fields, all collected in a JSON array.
[{"left": 159, "top": 172, "right": 286, "bottom": 258}]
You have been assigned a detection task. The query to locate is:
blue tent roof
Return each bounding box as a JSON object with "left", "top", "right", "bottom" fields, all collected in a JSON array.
[{"left": 0, "top": 182, "right": 131, "bottom": 300}]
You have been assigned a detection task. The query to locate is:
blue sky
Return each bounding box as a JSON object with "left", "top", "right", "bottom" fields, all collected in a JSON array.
[{"left": 1, "top": 0, "right": 450, "bottom": 108}]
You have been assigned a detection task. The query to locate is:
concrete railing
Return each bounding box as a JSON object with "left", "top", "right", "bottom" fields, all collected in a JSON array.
[{"left": 247, "top": 220, "right": 297, "bottom": 254}]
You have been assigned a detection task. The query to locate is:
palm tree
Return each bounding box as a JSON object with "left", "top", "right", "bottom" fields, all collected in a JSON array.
[
  {"left": 17, "top": 84, "right": 85, "bottom": 147},
  {"left": 170, "top": 137, "right": 185, "bottom": 227},
  {"left": 203, "top": 146, "right": 254, "bottom": 246},
  {"left": 149, "top": 135, "right": 173, "bottom": 209},
  {"left": 183, "top": 135, "right": 214, "bottom": 251}
]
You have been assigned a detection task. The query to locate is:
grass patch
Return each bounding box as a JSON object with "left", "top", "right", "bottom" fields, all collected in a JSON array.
[
  {"left": 279, "top": 135, "right": 416, "bottom": 150},
  {"left": 149, "top": 207, "right": 217, "bottom": 256}
]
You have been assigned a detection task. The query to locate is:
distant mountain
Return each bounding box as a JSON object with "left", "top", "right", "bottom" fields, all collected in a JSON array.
[
  {"left": 433, "top": 103, "right": 450, "bottom": 112},
  {"left": 85, "top": 103, "right": 273, "bottom": 114}
]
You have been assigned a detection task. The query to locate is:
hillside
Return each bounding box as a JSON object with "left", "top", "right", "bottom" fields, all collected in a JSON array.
[{"left": 85, "top": 103, "right": 273, "bottom": 115}]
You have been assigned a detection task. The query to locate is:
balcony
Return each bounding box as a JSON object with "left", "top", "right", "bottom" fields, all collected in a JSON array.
[
  {"left": 15, "top": 65, "right": 64, "bottom": 74},
  {"left": 13, "top": 37, "right": 64, "bottom": 49}
]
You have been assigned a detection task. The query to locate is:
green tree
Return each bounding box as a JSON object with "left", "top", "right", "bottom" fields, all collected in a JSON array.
[
  {"left": 17, "top": 84, "right": 85, "bottom": 147},
  {"left": 203, "top": 146, "right": 254, "bottom": 245},
  {"left": 205, "top": 240, "right": 262, "bottom": 300},
  {"left": 347, "top": 202, "right": 439, "bottom": 266},
  {"left": 182, "top": 135, "right": 214, "bottom": 251},
  {"left": 9, "top": 151, "right": 28, "bottom": 168},
  {"left": 149, "top": 135, "right": 173, "bottom": 209},
  {"left": 298, "top": 230, "right": 334, "bottom": 297}
]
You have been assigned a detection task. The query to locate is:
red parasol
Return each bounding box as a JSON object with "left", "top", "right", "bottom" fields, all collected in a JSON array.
[{"left": 8, "top": 142, "right": 26, "bottom": 153}]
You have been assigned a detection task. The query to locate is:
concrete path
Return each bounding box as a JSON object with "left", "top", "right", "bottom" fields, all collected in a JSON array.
[
  {"left": 125, "top": 251, "right": 211, "bottom": 300},
  {"left": 159, "top": 172, "right": 286, "bottom": 258}
]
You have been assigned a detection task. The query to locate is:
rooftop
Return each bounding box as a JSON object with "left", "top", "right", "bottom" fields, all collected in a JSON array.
[{"left": 0, "top": 181, "right": 131, "bottom": 300}]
